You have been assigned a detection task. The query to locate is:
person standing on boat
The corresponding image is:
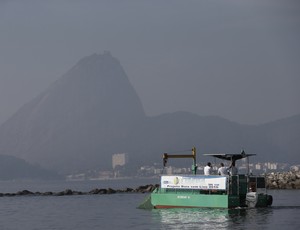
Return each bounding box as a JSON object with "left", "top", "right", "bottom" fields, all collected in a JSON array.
[
  {"left": 204, "top": 162, "right": 212, "bottom": 175},
  {"left": 228, "top": 161, "right": 238, "bottom": 175},
  {"left": 218, "top": 163, "right": 228, "bottom": 176}
]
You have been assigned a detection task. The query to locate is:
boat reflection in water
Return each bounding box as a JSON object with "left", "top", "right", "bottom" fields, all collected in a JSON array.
[
  {"left": 152, "top": 208, "right": 230, "bottom": 229},
  {"left": 152, "top": 207, "right": 273, "bottom": 229}
]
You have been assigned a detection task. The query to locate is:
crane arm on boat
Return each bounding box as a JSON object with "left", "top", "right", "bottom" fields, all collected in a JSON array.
[{"left": 163, "top": 147, "right": 197, "bottom": 174}]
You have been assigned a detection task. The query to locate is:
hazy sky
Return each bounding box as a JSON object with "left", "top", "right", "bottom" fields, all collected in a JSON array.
[{"left": 0, "top": 0, "right": 299, "bottom": 125}]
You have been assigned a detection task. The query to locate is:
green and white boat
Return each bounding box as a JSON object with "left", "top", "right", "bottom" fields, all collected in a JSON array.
[{"left": 139, "top": 147, "right": 273, "bottom": 209}]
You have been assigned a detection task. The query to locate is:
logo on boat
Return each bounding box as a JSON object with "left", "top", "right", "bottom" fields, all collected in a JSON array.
[{"left": 173, "top": 177, "right": 179, "bottom": 185}]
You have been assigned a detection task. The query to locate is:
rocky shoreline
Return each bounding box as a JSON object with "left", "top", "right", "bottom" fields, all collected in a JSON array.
[
  {"left": 265, "top": 170, "right": 300, "bottom": 189},
  {"left": 0, "top": 184, "right": 159, "bottom": 197},
  {"left": 0, "top": 171, "right": 299, "bottom": 197}
]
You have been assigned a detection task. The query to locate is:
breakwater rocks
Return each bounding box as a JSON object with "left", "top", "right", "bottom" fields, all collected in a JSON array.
[
  {"left": 266, "top": 171, "right": 300, "bottom": 189},
  {"left": 1, "top": 172, "right": 299, "bottom": 197},
  {"left": 0, "top": 184, "right": 159, "bottom": 197}
]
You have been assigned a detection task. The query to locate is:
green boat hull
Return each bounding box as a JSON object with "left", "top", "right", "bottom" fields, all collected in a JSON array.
[
  {"left": 151, "top": 189, "right": 240, "bottom": 209},
  {"left": 138, "top": 175, "right": 273, "bottom": 209}
]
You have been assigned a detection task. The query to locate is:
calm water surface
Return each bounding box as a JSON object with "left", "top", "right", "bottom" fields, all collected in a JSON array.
[{"left": 0, "top": 179, "right": 299, "bottom": 230}]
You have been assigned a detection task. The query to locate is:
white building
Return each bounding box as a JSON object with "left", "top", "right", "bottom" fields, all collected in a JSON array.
[
  {"left": 255, "top": 163, "right": 262, "bottom": 170},
  {"left": 112, "top": 153, "right": 128, "bottom": 169},
  {"left": 267, "top": 162, "right": 278, "bottom": 170}
]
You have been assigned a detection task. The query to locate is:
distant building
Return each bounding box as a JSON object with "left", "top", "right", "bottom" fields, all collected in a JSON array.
[
  {"left": 267, "top": 162, "right": 278, "bottom": 170},
  {"left": 165, "top": 166, "right": 173, "bottom": 175},
  {"left": 255, "top": 163, "right": 262, "bottom": 170},
  {"left": 112, "top": 153, "right": 128, "bottom": 169}
]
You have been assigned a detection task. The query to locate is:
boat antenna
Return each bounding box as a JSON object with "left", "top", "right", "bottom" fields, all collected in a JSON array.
[{"left": 244, "top": 150, "right": 250, "bottom": 175}]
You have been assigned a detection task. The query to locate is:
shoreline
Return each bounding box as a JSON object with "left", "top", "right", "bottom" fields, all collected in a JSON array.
[
  {"left": 0, "top": 184, "right": 159, "bottom": 197},
  {"left": 0, "top": 171, "right": 299, "bottom": 196},
  {"left": 265, "top": 171, "right": 300, "bottom": 189}
]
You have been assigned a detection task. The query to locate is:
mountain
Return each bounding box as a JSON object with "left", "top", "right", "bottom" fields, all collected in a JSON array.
[
  {"left": 0, "top": 155, "right": 61, "bottom": 180},
  {"left": 0, "top": 52, "right": 146, "bottom": 173},
  {"left": 257, "top": 114, "right": 300, "bottom": 163},
  {"left": 0, "top": 52, "right": 299, "bottom": 175},
  {"left": 138, "top": 112, "right": 300, "bottom": 165}
]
